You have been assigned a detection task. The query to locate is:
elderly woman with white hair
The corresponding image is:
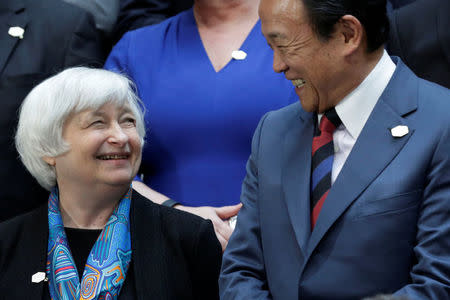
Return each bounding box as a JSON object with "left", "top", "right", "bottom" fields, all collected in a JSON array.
[{"left": 0, "top": 67, "right": 221, "bottom": 299}]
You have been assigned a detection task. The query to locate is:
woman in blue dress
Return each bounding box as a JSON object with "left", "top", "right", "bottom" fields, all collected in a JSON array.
[{"left": 105, "top": 0, "right": 296, "bottom": 250}]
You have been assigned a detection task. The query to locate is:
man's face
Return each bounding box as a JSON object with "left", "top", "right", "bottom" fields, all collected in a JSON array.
[{"left": 259, "top": 0, "right": 345, "bottom": 113}]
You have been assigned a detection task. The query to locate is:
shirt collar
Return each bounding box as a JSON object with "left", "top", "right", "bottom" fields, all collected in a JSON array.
[{"left": 332, "top": 50, "right": 396, "bottom": 139}]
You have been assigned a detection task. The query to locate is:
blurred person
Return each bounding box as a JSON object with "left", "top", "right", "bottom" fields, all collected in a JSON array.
[
  {"left": 62, "top": 0, "right": 120, "bottom": 34},
  {"left": 105, "top": 0, "right": 297, "bottom": 250},
  {"left": 388, "top": 0, "right": 415, "bottom": 9},
  {"left": 363, "top": 294, "right": 410, "bottom": 300},
  {"left": 114, "top": 0, "right": 193, "bottom": 43},
  {"left": 220, "top": 0, "right": 450, "bottom": 299},
  {"left": 387, "top": 0, "right": 450, "bottom": 88},
  {"left": 0, "top": 0, "right": 105, "bottom": 222},
  {"left": 0, "top": 67, "right": 221, "bottom": 299}
]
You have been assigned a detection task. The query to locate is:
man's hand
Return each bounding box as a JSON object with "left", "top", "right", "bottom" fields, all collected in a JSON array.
[{"left": 176, "top": 204, "right": 242, "bottom": 251}]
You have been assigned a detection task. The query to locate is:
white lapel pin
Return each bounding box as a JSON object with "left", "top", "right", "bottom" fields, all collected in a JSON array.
[
  {"left": 8, "top": 26, "right": 25, "bottom": 39},
  {"left": 231, "top": 50, "right": 247, "bottom": 60},
  {"left": 31, "top": 272, "right": 47, "bottom": 283},
  {"left": 391, "top": 125, "right": 409, "bottom": 138}
]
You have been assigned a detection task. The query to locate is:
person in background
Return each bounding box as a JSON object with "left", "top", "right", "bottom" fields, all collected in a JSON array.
[
  {"left": 387, "top": 0, "right": 450, "bottom": 88},
  {"left": 387, "top": 0, "right": 415, "bottom": 9},
  {"left": 0, "top": 67, "right": 221, "bottom": 300},
  {"left": 105, "top": 0, "right": 297, "bottom": 250},
  {"left": 220, "top": 0, "right": 450, "bottom": 299},
  {"left": 0, "top": 0, "right": 105, "bottom": 222},
  {"left": 113, "top": 0, "right": 193, "bottom": 43},
  {"left": 62, "top": 0, "right": 120, "bottom": 34},
  {"left": 363, "top": 295, "right": 410, "bottom": 300}
]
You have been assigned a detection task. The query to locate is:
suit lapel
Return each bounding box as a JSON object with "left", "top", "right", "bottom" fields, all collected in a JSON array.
[
  {"left": 0, "top": 0, "right": 28, "bottom": 77},
  {"left": 282, "top": 106, "right": 315, "bottom": 254},
  {"left": 305, "top": 59, "right": 418, "bottom": 260}
]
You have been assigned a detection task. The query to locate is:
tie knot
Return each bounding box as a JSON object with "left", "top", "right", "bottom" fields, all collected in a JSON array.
[{"left": 319, "top": 108, "right": 342, "bottom": 134}]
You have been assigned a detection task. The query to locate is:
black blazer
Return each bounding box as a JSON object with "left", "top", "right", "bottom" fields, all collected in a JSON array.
[
  {"left": 387, "top": 0, "right": 450, "bottom": 88},
  {"left": 0, "top": 0, "right": 106, "bottom": 222},
  {"left": 0, "top": 190, "right": 221, "bottom": 299}
]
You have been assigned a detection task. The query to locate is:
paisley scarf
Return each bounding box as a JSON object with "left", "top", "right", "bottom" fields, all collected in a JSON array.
[{"left": 46, "top": 187, "right": 132, "bottom": 300}]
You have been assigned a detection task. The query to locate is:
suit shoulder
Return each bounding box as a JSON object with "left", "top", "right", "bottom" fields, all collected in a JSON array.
[
  {"left": 0, "top": 206, "right": 45, "bottom": 261},
  {"left": 258, "top": 102, "right": 303, "bottom": 131},
  {"left": 0, "top": 208, "right": 39, "bottom": 237},
  {"left": 417, "top": 78, "right": 450, "bottom": 116}
]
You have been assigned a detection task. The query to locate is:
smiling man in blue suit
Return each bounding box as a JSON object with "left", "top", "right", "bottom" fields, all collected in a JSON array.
[{"left": 219, "top": 0, "right": 450, "bottom": 299}]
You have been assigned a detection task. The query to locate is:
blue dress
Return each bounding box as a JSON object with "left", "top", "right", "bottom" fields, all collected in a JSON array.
[{"left": 105, "top": 9, "right": 297, "bottom": 207}]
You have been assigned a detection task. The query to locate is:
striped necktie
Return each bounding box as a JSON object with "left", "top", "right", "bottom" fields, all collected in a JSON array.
[{"left": 311, "top": 108, "right": 342, "bottom": 229}]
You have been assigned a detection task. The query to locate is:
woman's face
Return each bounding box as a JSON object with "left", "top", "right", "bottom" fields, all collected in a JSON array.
[{"left": 45, "top": 102, "right": 142, "bottom": 190}]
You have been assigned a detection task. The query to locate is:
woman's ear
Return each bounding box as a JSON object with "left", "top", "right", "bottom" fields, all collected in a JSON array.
[{"left": 43, "top": 156, "right": 56, "bottom": 166}]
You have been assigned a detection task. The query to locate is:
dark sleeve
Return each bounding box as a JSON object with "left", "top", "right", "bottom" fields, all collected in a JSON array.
[
  {"left": 191, "top": 220, "right": 222, "bottom": 300},
  {"left": 113, "top": 0, "right": 193, "bottom": 44},
  {"left": 104, "top": 31, "right": 131, "bottom": 74},
  {"left": 113, "top": 0, "right": 168, "bottom": 44},
  {"left": 63, "top": 9, "right": 107, "bottom": 68},
  {"left": 386, "top": 10, "right": 402, "bottom": 56}
]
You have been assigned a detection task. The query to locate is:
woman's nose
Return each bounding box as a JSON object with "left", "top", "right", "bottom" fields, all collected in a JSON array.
[{"left": 108, "top": 123, "right": 129, "bottom": 146}]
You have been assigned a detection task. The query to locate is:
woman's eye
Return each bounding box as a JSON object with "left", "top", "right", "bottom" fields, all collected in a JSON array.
[
  {"left": 90, "top": 120, "right": 104, "bottom": 126},
  {"left": 122, "top": 117, "right": 136, "bottom": 126}
]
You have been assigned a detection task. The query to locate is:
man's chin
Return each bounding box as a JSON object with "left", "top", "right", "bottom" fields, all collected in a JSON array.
[{"left": 299, "top": 98, "right": 318, "bottom": 113}]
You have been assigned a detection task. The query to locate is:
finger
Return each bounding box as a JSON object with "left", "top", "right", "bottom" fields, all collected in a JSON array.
[
  {"left": 212, "top": 217, "right": 233, "bottom": 241},
  {"left": 215, "top": 203, "right": 243, "bottom": 219},
  {"left": 215, "top": 232, "right": 227, "bottom": 252}
]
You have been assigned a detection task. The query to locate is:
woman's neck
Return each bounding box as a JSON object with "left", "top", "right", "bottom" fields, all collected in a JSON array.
[
  {"left": 194, "top": 0, "right": 259, "bottom": 28},
  {"left": 57, "top": 184, "right": 129, "bottom": 229}
]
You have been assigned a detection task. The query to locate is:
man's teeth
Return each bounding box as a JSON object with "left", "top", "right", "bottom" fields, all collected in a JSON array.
[
  {"left": 98, "top": 154, "right": 128, "bottom": 160},
  {"left": 292, "top": 79, "right": 306, "bottom": 88}
]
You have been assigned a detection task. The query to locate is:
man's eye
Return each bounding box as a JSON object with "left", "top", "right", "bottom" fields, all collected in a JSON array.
[{"left": 277, "top": 45, "right": 288, "bottom": 52}]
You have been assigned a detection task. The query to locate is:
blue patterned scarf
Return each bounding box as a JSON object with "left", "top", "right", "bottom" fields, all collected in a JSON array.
[{"left": 46, "top": 187, "right": 132, "bottom": 300}]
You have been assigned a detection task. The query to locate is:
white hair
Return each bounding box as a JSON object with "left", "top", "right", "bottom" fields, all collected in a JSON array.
[{"left": 15, "top": 67, "right": 146, "bottom": 191}]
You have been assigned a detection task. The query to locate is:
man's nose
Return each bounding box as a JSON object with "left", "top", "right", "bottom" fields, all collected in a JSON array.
[{"left": 273, "top": 51, "right": 288, "bottom": 73}]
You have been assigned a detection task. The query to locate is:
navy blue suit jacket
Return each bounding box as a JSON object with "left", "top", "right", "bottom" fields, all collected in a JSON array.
[{"left": 220, "top": 58, "right": 450, "bottom": 300}]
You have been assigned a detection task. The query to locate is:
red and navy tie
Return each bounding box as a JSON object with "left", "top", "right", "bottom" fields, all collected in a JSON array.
[{"left": 311, "top": 108, "right": 342, "bottom": 229}]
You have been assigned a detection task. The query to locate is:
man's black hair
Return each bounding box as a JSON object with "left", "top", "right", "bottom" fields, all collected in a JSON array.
[{"left": 302, "top": 0, "right": 389, "bottom": 52}]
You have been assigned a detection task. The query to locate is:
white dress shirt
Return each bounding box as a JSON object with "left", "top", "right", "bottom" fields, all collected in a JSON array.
[{"left": 318, "top": 50, "right": 396, "bottom": 184}]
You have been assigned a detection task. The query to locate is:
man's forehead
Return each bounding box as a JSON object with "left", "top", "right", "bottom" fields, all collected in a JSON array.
[
  {"left": 259, "top": 0, "right": 303, "bottom": 18},
  {"left": 259, "top": 0, "right": 293, "bottom": 14},
  {"left": 260, "top": 0, "right": 307, "bottom": 36}
]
